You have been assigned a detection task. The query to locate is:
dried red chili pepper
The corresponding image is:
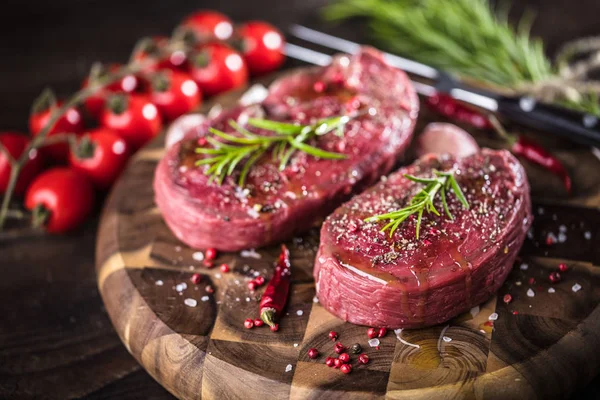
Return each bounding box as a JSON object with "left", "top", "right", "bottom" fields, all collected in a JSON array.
[
  {"left": 511, "top": 136, "right": 572, "bottom": 194},
  {"left": 425, "top": 93, "right": 493, "bottom": 130},
  {"left": 259, "top": 244, "right": 291, "bottom": 329}
]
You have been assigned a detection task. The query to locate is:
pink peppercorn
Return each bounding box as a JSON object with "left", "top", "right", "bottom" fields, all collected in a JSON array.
[{"left": 190, "top": 273, "right": 202, "bottom": 284}]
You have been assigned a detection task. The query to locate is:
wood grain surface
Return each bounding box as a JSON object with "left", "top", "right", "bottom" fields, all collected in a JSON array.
[
  {"left": 3, "top": 1, "right": 600, "bottom": 399},
  {"left": 96, "top": 77, "right": 600, "bottom": 399}
]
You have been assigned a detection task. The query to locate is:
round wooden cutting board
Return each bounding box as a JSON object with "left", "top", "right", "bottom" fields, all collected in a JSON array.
[{"left": 96, "top": 74, "right": 600, "bottom": 400}]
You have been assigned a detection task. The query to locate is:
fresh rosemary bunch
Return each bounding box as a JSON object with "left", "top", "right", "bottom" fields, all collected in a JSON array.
[
  {"left": 365, "top": 170, "right": 469, "bottom": 239},
  {"left": 324, "top": 0, "right": 600, "bottom": 115},
  {"left": 195, "top": 115, "right": 352, "bottom": 186}
]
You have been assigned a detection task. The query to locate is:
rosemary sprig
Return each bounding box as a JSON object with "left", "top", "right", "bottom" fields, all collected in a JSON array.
[
  {"left": 195, "top": 115, "right": 352, "bottom": 186},
  {"left": 365, "top": 170, "right": 469, "bottom": 239},
  {"left": 324, "top": 0, "right": 600, "bottom": 116}
]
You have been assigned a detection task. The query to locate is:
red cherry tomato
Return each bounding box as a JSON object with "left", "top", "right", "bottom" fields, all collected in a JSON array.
[
  {"left": 100, "top": 93, "right": 163, "bottom": 151},
  {"left": 69, "top": 128, "right": 131, "bottom": 190},
  {"left": 150, "top": 70, "right": 202, "bottom": 121},
  {"left": 133, "top": 36, "right": 189, "bottom": 75},
  {"left": 180, "top": 10, "right": 233, "bottom": 43},
  {"left": 25, "top": 167, "right": 94, "bottom": 233},
  {"left": 29, "top": 101, "right": 84, "bottom": 163},
  {"left": 82, "top": 63, "right": 141, "bottom": 119},
  {"left": 235, "top": 21, "right": 285, "bottom": 76},
  {"left": 0, "top": 132, "right": 44, "bottom": 195},
  {"left": 190, "top": 43, "right": 248, "bottom": 96}
]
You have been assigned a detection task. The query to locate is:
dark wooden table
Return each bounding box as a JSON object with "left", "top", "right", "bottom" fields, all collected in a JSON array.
[{"left": 1, "top": 0, "right": 599, "bottom": 398}]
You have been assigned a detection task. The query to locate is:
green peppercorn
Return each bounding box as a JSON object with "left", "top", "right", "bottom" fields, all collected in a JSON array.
[{"left": 350, "top": 343, "right": 362, "bottom": 354}]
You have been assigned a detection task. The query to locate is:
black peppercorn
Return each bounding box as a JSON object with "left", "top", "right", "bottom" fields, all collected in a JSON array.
[{"left": 350, "top": 343, "right": 362, "bottom": 354}]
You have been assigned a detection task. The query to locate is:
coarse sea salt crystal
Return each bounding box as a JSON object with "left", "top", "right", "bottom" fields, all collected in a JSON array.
[
  {"left": 184, "top": 298, "right": 197, "bottom": 307},
  {"left": 201, "top": 296, "right": 209, "bottom": 302},
  {"left": 296, "top": 310, "right": 304, "bottom": 316},
  {"left": 520, "top": 263, "right": 529, "bottom": 271},
  {"left": 247, "top": 208, "right": 260, "bottom": 219},
  {"left": 548, "top": 287, "right": 556, "bottom": 293},
  {"left": 285, "top": 364, "right": 293, "bottom": 372},
  {"left": 175, "top": 283, "right": 187, "bottom": 292},
  {"left": 240, "top": 249, "right": 262, "bottom": 259},
  {"left": 559, "top": 225, "right": 567, "bottom": 232},
  {"left": 443, "top": 336, "right": 452, "bottom": 342},
  {"left": 538, "top": 207, "right": 544, "bottom": 215},
  {"left": 572, "top": 283, "right": 582, "bottom": 292},
  {"left": 584, "top": 231, "right": 592, "bottom": 240},
  {"left": 488, "top": 312, "right": 499, "bottom": 321},
  {"left": 313, "top": 296, "right": 319, "bottom": 303},
  {"left": 293, "top": 343, "right": 298, "bottom": 347},
  {"left": 192, "top": 252, "right": 204, "bottom": 261},
  {"left": 155, "top": 280, "right": 164, "bottom": 286},
  {"left": 527, "top": 288, "right": 535, "bottom": 297},
  {"left": 516, "top": 281, "right": 522, "bottom": 286},
  {"left": 368, "top": 338, "right": 380, "bottom": 347},
  {"left": 558, "top": 232, "right": 567, "bottom": 243}
]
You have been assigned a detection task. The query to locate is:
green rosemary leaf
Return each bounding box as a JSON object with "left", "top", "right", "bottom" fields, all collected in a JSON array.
[
  {"left": 209, "top": 127, "right": 271, "bottom": 144},
  {"left": 440, "top": 187, "right": 453, "bottom": 220},
  {"left": 278, "top": 146, "right": 297, "bottom": 170},
  {"left": 290, "top": 141, "right": 348, "bottom": 159},
  {"left": 195, "top": 147, "right": 225, "bottom": 155},
  {"left": 228, "top": 148, "right": 253, "bottom": 175},
  {"left": 206, "top": 136, "right": 236, "bottom": 149},
  {"left": 229, "top": 120, "right": 260, "bottom": 139},
  {"left": 415, "top": 208, "right": 424, "bottom": 239},
  {"left": 247, "top": 118, "right": 303, "bottom": 135},
  {"left": 238, "top": 147, "right": 267, "bottom": 186},
  {"left": 314, "top": 115, "right": 351, "bottom": 135},
  {"left": 449, "top": 176, "right": 469, "bottom": 208},
  {"left": 404, "top": 174, "right": 438, "bottom": 185},
  {"left": 195, "top": 156, "right": 222, "bottom": 166}
]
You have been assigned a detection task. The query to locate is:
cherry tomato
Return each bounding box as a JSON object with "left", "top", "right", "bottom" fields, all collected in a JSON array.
[
  {"left": 100, "top": 93, "right": 163, "bottom": 151},
  {"left": 0, "top": 132, "right": 44, "bottom": 195},
  {"left": 29, "top": 101, "right": 85, "bottom": 163},
  {"left": 132, "top": 36, "right": 189, "bottom": 74},
  {"left": 180, "top": 10, "right": 233, "bottom": 43},
  {"left": 25, "top": 167, "right": 94, "bottom": 233},
  {"left": 69, "top": 128, "right": 130, "bottom": 190},
  {"left": 235, "top": 21, "right": 285, "bottom": 76},
  {"left": 82, "top": 63, "right": 141, "bottom": 119},
  {"left": 150, "top": 70, "right": 202, "bottom": 121},
  {"left": 190, "top": 43, "right": 248, "bottom": 96}
]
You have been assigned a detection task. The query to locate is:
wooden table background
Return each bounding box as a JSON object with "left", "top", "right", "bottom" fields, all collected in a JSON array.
[{"left": 1, "top": 0, "right": 599, "bottom": 398}]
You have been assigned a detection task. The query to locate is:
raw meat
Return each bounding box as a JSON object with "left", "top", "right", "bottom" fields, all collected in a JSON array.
[
  {"left": 154, "top": 48, "right": 419, "bottom": 251},
  {"left": 314, "top": 149, "right": 531, "bottom": 328}
]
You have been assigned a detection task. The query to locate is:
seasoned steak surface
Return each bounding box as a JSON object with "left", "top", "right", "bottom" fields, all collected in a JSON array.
[
  {"left": 154, "top": 48, "right": 419, "bottom": 251},
  {"left": 315, "top": 149, "right": 532, "bottom": 328}
]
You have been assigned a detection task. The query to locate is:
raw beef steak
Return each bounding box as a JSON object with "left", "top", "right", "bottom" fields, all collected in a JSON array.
[
  {"left": 154, "top": 48, "right": 419, "bottom": 251},
  {"left": 314, "top": 149, "right": 532, "bottom": 328}
]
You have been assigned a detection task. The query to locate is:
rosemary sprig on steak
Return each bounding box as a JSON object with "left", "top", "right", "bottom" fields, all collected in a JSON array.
[
  {"left": 195, "top": 115, "right": 351, "bottom": 186},
  {"left": 365, "top": 170, "right": 469, "bottom": 239}
]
